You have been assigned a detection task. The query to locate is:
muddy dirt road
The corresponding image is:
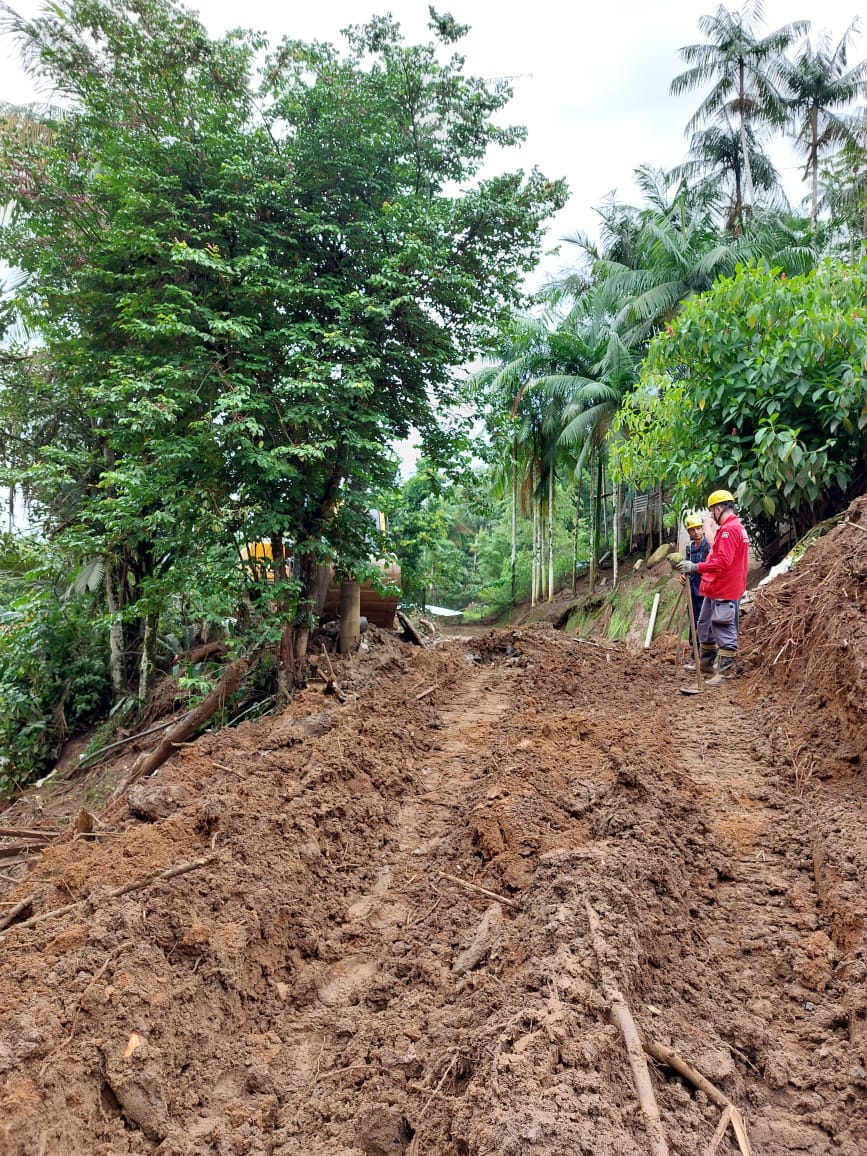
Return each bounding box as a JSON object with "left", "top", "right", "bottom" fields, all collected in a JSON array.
[{"left": 0, "top": 510, "right": 865, "bottom": 1156}]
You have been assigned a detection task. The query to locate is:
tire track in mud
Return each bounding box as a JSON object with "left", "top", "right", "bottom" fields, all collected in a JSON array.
[
  {"left": 338, "top": 660, "right": 516, "bottom": 937},
  {"left": 655, "top": 682, "right": 867, "bottom": 1154}
]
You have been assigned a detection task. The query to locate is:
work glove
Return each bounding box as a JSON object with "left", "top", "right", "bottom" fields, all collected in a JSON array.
[{"left": 677, "top": 559, "right": 699, "bottom": 575}]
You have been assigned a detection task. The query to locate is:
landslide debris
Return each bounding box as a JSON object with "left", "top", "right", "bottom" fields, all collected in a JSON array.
[{"left": 0, "top": 502, "right": 864, "bottom": 1156}]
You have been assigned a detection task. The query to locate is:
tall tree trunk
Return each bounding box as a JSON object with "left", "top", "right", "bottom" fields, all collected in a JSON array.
[
  {"left": 589, "top": 447, "right": 604, "bottom": 596},
  {"left": 339, "top": 579, "right": 361, "bottom": 654},
  {"left": 272, "top": 532, "right": 296, "bottom": 707},
  {"left": 510, "top": 442, "right": 518, "bottom": 606},
  {"left": 531, "top": 490, "right": 538, "bottom": 607},
  {"left": 547, "top": 468, "right": 555, "bottom": 601},
  {"left": 732, "top": 152, "right": 744, "bottom": 234},
  {"left": 571, "top": 480, "right": 581, "bottom": 596},
  {"left": 739, "top": 61, "right": 754, "bottom": 211},
  {"left": 138, "top": 610, "right": 159, "bottom": 706},
  {"left": 810, "top": 104, "right": 819, "bottom": 228},
  {"left": 105, "top": 554, "right": 127, "bottom": 697},
  {"left": 612, "top": 483, "right": 620, "bottom": 590},
  {"left": 588, "top": 446, "right": 598, "bottom": 596}
]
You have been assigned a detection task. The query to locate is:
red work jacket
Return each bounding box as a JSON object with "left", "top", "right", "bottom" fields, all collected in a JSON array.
[{"left": 697, "top": 513, "right": 749, "bottom": 600}]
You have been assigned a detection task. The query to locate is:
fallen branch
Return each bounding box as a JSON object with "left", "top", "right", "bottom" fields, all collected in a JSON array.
[
  {"left": 643, "top": 1039, "right": 751, "bottom": 1156},
  {"left": 0, "top": 827, "right": 57, "bottom": 841},
  {"left": 112, "top": 656, "right": 252, "bottom": 798},
  {"left": 396, "top": 610, "right": 427, "bottom": 648},
  {"left": 702, "top": 1106, "right": 732, "bottom": 1156},
  {"left": 0, "top": 840, "right": 53, "bottom": 856},
  {"left": 77, "top": 713, "right": 192, "bottom": 769},
  {"left": 414, "top": 684, "right": 439, "bottom": 701},
  {"left": 0, "top": 894, "right": 34, "bottom": 932},
  {"left": 585, "top": 901, "right": 669, "bottom": 1156},
  {"left": 0, "top": 853, "right": 219, "bottom": 942},
  {"left": 319, "top": 646, "right": 346, "bottom": 703},
  {"left": 439, "top": 872, "right": 520, "bottom": 911},
  {"left": 844, "top": 519, "right": 867, "bottom": 536}
]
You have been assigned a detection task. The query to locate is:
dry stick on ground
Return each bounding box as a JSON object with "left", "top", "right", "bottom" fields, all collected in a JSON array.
[
  {"left": 702, "top": 1106, "right": 733, "bottom": 1156},
  {"left": 112, "top": 656, "right": 252, "bottom": 799},
  {"left": 0, "top": 894, "right": 34, "bottom": 932},
  {"left": 0, "top": 840, "right": 54, "bottom": 857},
  {"left": 0, "top": 827, "right": 58, "bottom": 840},
  {"left": 0, "top": 853, "right": 219, "bottom": 942},
  {"left": 407, "top": 1051, "right": 460, "bottom": 1156},
  {"left": 319, "top": 646, "right": 346, "bottom": 703},
  {"left": 414, "top": 684, "right": 439, "bottom": 701},
  {"left": 643, "top": 1039, "right": 752, "bottom": 1156},
  {"left": 438, "top": 872, "right": 521, "bottom": 911},
  {"left": 585, "top": 901, "right": 670, "bottom": 1156},
  {"left": 39, "top": 938, "right": 135, "bottom": 1076}
]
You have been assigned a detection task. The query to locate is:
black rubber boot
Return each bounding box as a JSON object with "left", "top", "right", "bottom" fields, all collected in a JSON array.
[
  {"left": 705, "top": 649, "right": 736, "bottom": 686},
  {"left": 699, "top": 644, "right": 718, "bottom": 675}
]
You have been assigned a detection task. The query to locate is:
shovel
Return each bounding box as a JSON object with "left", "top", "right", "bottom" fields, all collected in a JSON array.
[{"left": 680, "top": 583, "right": 705, "bottom": 695}]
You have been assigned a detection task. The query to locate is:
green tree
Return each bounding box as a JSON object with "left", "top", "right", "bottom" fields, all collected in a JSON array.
[
  {"left": 671, "top": 3, "right": 809, "bottom": 228},
  {"left": 614, "top": 260, "right": 867, "bottom": 559},
  {"left": 780, "top": 21, "right": 867, "bottom": 227},
  {"left": 0, "top": 0, "right": 566, "bottom": 706},
  {"left": 673, "top": 118, "right": 783, "bottom": 230},
  {"left": 533, "top": 291, "right": 639, "bottom": 592},
  {"left": 569, "top": 166, "right": 817, "bottom": 347},
  {"left": 472, "top": 315, "right": 562, "bottom": 605}
]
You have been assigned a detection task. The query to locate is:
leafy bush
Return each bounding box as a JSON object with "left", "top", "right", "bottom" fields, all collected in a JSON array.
[
  {"left": 0, "top": 573, "right": 110, "bottom": 793},
  {"left": 617, "top": 260, "right": 867, "bottom": 559}
]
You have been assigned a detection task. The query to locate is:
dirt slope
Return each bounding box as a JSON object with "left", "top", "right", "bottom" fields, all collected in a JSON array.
[{"left": 0, "top": 503, "right": 865, "bottom": 1156}]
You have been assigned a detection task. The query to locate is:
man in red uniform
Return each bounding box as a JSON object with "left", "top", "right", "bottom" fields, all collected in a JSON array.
[{"left": 677, "top": 489, "right": 749, "bottom": 685}]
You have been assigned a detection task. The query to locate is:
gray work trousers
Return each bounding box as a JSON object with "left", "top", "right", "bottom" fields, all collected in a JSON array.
[{"left": 697, "top": 596, "right": 739, "bottom": 651}]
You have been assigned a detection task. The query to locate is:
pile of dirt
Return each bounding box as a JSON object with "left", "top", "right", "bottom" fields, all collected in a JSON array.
[
  {"left": 0, "top": 529, "right": 865, "bottom": 1154},
  {"left": 741, "top": 493, "right": 867, "bottom": 775}
]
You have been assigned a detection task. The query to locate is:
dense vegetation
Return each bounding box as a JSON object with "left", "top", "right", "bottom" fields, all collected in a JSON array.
[{"left": 1, "top": 0, "right": 867, "bottom": 788}]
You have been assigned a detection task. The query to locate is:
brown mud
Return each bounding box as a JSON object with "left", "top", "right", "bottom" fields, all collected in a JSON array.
[{"left": 0, "top": 500, "right": 865, "bottom": 1155}]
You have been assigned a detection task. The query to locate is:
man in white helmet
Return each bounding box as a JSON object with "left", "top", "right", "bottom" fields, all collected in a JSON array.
[{"left": 677, "top": 490, "right": 749, "bottom": 685}]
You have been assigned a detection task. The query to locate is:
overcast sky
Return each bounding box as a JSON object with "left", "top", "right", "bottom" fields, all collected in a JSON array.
[{"left": 3, "top": 1, "right": 865, "bottom": 280}]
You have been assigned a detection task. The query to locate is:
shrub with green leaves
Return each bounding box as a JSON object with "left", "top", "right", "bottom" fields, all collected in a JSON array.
[
  {"left": 615, "top": 260, "right": 867, "bottom": 558},
  {"left": 0, "top": 579, "right": 110, "bottom": 793}
]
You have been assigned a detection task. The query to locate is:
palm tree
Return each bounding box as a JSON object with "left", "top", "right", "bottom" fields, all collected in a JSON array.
[
  {"left": 671, "top": 3, "right": 809, "bottom": 227},
  {"left": 816, "top": 147, "right": 867, "bottom": 258},
  {"left": 779, "top": 22, "right": 867, "bottom": 226},
  {"left": 528, "top": 292, "right": 640, "bottom": 593},
  {"left": 576, "top": 167, "right": 747, "bottom": 344},
  {"left": 472, "top": 316, "right": 559, "bottom": 606},
  {"left": 569, "top": 166, "right": 822, "bottom": 347},
  {"left": 672, "top": 116, "right": 784, "bottom": 231}
]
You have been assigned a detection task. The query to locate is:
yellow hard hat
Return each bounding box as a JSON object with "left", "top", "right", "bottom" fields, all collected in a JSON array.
[
  {"left": 707, "top": 489, "right": 735, "bottom": 507},
  {"left": 684, "top": 513, "right": 704, "bottom": 529}
]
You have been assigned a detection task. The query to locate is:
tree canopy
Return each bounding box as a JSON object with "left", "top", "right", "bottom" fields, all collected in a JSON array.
[
  {"left": 613, "top": 259, "right": 867, "bottom": 557},
  {"left": 0, "top": 0, "right": 567, "bottom": 701}
]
